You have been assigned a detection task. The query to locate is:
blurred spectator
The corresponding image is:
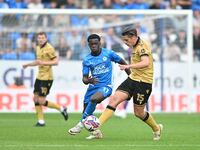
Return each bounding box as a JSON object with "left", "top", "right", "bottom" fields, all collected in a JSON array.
[
  {"left": 70, "top": 15, "right": 89, "bottom": 27},
  {"left": 88, "top": 15, "right": 105, "bottom": 28},
  {"left": 36, "top": 14, "right": 53, "bottom": 27},
  {"left": 0, "top": 32, "right": 12, "bottom": 50},
  {"left": 79, "top": 33, "right": 90, "bottom": 59},
  {"left": 16, "top": 32, "right": 32, "bottom": 50},
  {"left": 65, "top": 0, "right": 78, "bottom": 8},
  {"left": 46, "top": 0, "right": 57, "bottom": 8},
  {"left": 125, "top": 0, "right": 149, "bottom": 9},
  {"left": 15, "top": 0, "right": 28, "bottom": 8},
  {"left": 5, "top": 0, "right": 17, "bottom": 8},
  {"left": 56, "top": 33, "right": 73, "bottom": 59},
  {"left": 193, "top": 10, "right": 200, "bottom": 27},
  {"left": 192, "top": 0, "right": 200, "bottom": 10},
  {"left": 150, "top": 0, "right": 166, "bottom": 9},
  {"left": 66, "top": 29, "right": 82, "bottom": 60},
  {"left": 28, "top": 0, "right": 44, "bottom": 9},
  {"left": 112, "top": 0, "right": 126, "bottom": 9},
  {"left": 193, "top": 25, "right": 200, "bottom": 61},
  {"left": 173, "top": 16, "right": 187, "bottom": 31},
  {"left": 1, "top": 14, "right": 19, "bottom": 27},
  {"left": 0, "top": 0, "right": 9, "bottom": 8},
  {"left": 164, "top": 42, "right": 181, "bottom": 61},
  {"left": 104, "top": 27, "right": 120, "bottom": 50},
  {"left": 31, "top": 33, "right": 37, "bottom": 51},
  {"left": 18, "top": 43, "right": 35, "bottom": 60},
  {"left": 87, "top": 0, "right": 97, "bottom": 9},
  {"left": 90, "top": 0, "right": 103, "bottom": 8},
  {"left": 175, "top": 30, "right": 187, "bottom": 53},
  {"left": 102, "top": 0, "right": 112, "bottom": 9},
  {"left": 177, "top": 0, "right": 192, "bottom": 9},
  {"left": 167, "top": 0, "right": 182, "bottom": 9}
]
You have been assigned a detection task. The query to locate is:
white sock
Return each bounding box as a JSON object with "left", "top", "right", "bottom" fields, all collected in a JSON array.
[
  {"left": 60, "top": 106, "right": 64, "bottom": 112},
  {"left": 77, "top": 122, "right": 84, "bottom": 128},
  {"left": 38, "top": 120, "right": 45, "bottom": 124}
]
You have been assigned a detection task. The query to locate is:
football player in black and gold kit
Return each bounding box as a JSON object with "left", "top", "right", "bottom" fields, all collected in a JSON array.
[
  {"left": 23, "top": 32, "right": 68, "bottom": 126},
  {"left": 92, "top": 26, "right": 163, "bottom": 140}
]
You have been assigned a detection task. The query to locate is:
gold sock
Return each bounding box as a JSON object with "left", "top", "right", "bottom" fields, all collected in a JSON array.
[
  {"left": 45, "top": 100, "right": 61, "bottom": 111},
  {"left": 35, "top": 105, "right": 44, "bottom": 121},
  {"left": 144, "top": 113, "right": 159, "bottom": 132},
  {"left": 99, "top": 106, "right": 115, "bottom": 126}
]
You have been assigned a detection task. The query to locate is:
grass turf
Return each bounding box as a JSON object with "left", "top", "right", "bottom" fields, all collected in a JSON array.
[{"left": 0, "top": 113, "right": 199, "bottom": 150}]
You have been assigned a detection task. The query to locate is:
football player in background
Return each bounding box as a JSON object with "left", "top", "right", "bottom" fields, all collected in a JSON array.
[{"left": 22, "top": 32, "right": 68, "bottom": 126}]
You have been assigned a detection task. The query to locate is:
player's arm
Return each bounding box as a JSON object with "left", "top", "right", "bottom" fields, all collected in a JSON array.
[
  {"left": 82, "top": 75, "right": 98, "bottom": 85},
  {"left": 118, "top": 59, "right": 131, "bottom": 75},
  {"left": 109, "top": 50, "right": 131, "bottom": 75},
  {"left": 39, "top": 56, "right": 59, "bottom": 66},
  {"left": 119, "top": 55, "right": 149, "bottom": 70},
  {"left": 22, "top": 60, "right": 41, "bottom": 69}
]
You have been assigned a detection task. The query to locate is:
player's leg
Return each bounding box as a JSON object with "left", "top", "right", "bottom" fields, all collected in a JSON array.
[
  {"left": 133, "top": 81, "right": 163, "bottom": 140},
  {"left": 82, "top": 86, "right": 112, "bottom": 120},
  {"left": 68, "top": 86, "right": 112, "bottom": 136},
  {"left": 134, "top": 104, "right": 163, "bottom": 140},
  {"left": 68, "top": 103, "right": 88, "bottom": 135},
  {"left": 84, "top": 86, "right": 112, "bottom": 139},
  {"left": 86, "top": 90, "right": 128, "bottom": 140},
  {"left": 34, "top": 94, "right": 45, "bottom": 126},
  {"left": 39, "top": 80, "right": 68, "bottom": 121},
  {"left": 99, "top": 78, "right": 131, "bottom": 126},
  {"left": 33, "top": 79, "right": 45, "bottom": 126},
  {"left": 114, "top": 101, "right": 128, "bottom": 119},
  {"left": 68, "top": 87, "right": 95, "bottom": 135},
  {"left": 99, "top": 91, "right": 128, "bottom": 125}
]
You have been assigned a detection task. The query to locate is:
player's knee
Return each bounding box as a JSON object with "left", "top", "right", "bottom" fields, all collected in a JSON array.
[
  {"left": 91, "top": 98, "right": 102, "bottom": 104},
  {"left": 33, "top": 94, "right": 38, "bottom": 102},
  {"left": 108, "top": 100, "right": 116, "bottom": 107},
  {"left": 38, "top": 97, "right": 46, "bottom": 105},
  {"left": 108, "top": 96, "right": 120, "bottom": 107}
]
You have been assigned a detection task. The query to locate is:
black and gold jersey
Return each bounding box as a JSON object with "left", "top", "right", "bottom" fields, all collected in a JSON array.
[
  {"left": 129, "top": 38, "right": 153, "bottom": 84},
  {"left": 36, "top": 42, "right": 56, "bottom": 80}
]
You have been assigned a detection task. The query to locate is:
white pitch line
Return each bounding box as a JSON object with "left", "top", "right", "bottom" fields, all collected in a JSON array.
[{"left": 1, "top": 144, "right": 200, "bottom": 147}]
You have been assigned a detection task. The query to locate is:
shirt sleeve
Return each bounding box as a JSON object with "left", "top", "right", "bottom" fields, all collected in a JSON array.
[
  {"left": 82, "top": 60, "right": 90, "bottom": 76},
  {"left": 138, "top": 45, "right": 150, "bottom": 57},
  {"left": 48, "top": 47, "right": 56, "bottom": 59},
  {"left": 109, "top": 50, "right": 122, "bottom": 63}
]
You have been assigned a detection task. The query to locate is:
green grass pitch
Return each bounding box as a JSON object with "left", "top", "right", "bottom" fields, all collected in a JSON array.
[{"left": 0, "top": 113, "right": 199, "bottom": 150}]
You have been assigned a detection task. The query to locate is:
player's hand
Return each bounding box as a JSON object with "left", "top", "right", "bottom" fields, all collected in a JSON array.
[
  {"left": 22, "top": 64, "right": 28, "bottom": 69},
  {"left": 119, "top": 64, "right": 129, "bottom": 70},
  {"left": 88, "top": 77, "right": 98, "bottom": 84}
]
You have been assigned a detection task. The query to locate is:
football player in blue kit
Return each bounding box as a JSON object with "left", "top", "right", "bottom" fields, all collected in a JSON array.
[{"left": 68, "top": 34, "right": 130, "bottom": 139}]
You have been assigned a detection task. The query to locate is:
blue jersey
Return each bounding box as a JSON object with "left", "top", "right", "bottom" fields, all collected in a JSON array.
[{"left": 82, "top": 48, "right": 122, "bottom": 88}]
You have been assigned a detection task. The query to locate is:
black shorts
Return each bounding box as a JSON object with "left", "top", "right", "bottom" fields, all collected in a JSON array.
[
  {"left": 116, "top": 77, "right": 152, "bottom": 105},
  {"left": 33, "top": 79, "right": 53, "bottom": 97}
]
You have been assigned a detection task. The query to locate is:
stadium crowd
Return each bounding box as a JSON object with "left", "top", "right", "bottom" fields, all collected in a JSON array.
[{"left": 0, "top": 0, "right": 200, "bottom": 61}]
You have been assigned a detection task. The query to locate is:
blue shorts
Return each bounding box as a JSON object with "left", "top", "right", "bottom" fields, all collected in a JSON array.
[{"left": 84, "top": 85, "right": 112, "bottom": 104}]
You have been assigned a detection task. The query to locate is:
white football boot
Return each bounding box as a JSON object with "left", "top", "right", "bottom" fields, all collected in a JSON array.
[
  {"left": 86, "top": 129, "right": 103, "bottom": 140},
  {"left": 68, "top": 122, "right": 84, "bottom": 135},
  {"left": 153, "top": 124, "right": 163, "bottom": 141},
  {"left": 114, "top": 109, "right": 127, "bottom": 119}
]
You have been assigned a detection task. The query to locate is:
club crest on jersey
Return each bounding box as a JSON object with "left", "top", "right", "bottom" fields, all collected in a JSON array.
[{"left": 103, "top": 57, "right": 107, "bottom": 61}]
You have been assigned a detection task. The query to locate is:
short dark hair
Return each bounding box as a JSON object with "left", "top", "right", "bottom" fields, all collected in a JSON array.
[
  {"left": 37, "top": 32, "right": 47, "bottom": 37},
  {"left": 121, "top": 26, "right": 137, "bottom": 37},
  {"left": 87, "top": 34, "right": 101, "bottom": 42}
]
